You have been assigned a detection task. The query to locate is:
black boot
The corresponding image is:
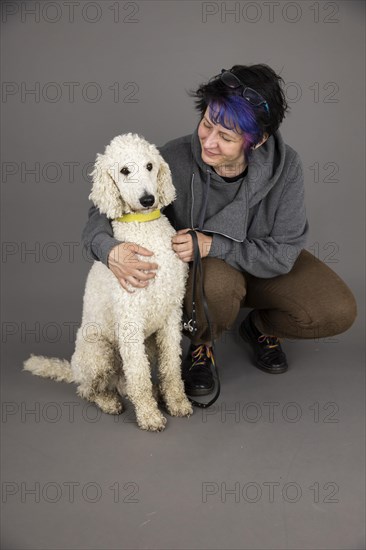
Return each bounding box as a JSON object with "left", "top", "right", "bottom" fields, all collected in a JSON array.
[
  {"left": 239, "top": 310, "right": 288, "bottom": 373},
  {"left": 182, "top": 343, "right": 215, "bottom": 396}
]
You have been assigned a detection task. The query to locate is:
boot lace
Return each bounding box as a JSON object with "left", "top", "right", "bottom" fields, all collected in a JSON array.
[
  {"left": 258, "top": 335, "right": 282, "bottom": 349},
  {"left": 190, "top": 344, "right": 215, "bottom": 370}
]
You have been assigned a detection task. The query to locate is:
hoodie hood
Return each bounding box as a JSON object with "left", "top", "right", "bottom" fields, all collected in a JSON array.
[
  {"left": 191, "top": 123, "right": 287, "bottom": 208},
  {"left": 189, "top": 124, "right": 288, "bottom": 241}
]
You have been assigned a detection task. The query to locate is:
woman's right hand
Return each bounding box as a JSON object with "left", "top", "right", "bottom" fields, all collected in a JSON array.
[{"left": 107, "top": 243, "right": 158, "bottom": 293}]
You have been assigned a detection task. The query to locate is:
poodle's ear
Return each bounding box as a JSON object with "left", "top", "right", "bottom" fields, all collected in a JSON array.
[
  {"left": 89, "top": 153, "right": 125, "bottom": 219},
  {"left": 156, "top": 156, "right": 176, "bottom": 209}
]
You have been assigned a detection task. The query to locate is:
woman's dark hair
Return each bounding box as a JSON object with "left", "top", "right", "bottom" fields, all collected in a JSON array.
[{"left": 188, "top": 64, "right": 290, "bottom": 160}]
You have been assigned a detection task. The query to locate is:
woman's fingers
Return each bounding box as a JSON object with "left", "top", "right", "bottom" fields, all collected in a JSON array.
[
  {"left": 130, "top": 268, "right": 156, "bottom": 282},
  {"left": 173, "top": 247, "right": 193, "bottom": 262},
  {"left": 119, "top": 274, "right": 150, "bottom": 291},
  {"left": 173, "top": 242, "right": 190, "bottom": 253},
  {"left": 118, "top": 278, "right": 135, "bottom": 293},
  {"left": 127, "top": 275, "right": 149, "bottom": 287},
  {"left": 124, "top": 243, "right": 154, "bottom": 257},
  {"left": 179, "top": 253, "right": 193, "bottom": 263},
  {"left": 172, "top": 233, "right": 192, "bottom": 244},
  {"left": 135, "top": 244, "right": 155, "bottom": 256},
  {"left": 172, "top": 233, "right": 192, "bottom": 250},
  {"left": 175, "top": 228, "right": 192, "bottom": 236},
  {"left": 108, "top": 242, "right": 159, "bottom": 291},
  {"left": 135, "top": 260, "right": 159, "bottom": 271},
  {"left": 172, "top": 235, "right": 193, "bottom": 261}
]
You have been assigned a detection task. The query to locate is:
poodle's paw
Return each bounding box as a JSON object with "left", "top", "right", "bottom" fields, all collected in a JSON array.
[
  {"left": 166, "top": 396, "right": 193, "bottom": 417},
  {"left": 94, "top": 394, "right": 123, "bottom": 415},
  {"left": 136, "top": 409, "right": 167, "bottom": 432}
]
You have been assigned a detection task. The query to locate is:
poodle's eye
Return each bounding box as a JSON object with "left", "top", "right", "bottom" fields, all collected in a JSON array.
[
  {"left": 120, "top": 167, "right": 130, "bottom": 176},
  {"left": 146, "top": 163, "right": 153, "bottom": 171}
]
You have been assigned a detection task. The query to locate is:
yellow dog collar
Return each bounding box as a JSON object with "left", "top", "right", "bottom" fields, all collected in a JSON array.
[{"left": 114, "top": 209, "right": 161, "bottom": 223}]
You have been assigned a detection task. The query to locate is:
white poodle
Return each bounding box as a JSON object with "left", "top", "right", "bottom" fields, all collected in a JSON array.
[{"left": 24, "top": 133, "right": 193, "bottom": 431}]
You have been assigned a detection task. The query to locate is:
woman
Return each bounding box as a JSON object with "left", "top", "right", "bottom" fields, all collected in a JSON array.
[{"left": 81, "top": 64, "right": 357, "bottom": 397}]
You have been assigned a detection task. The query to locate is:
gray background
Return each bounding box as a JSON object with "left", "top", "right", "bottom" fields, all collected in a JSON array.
[{"left": 1, "top": 1, "right": 365, "bottom": 549}]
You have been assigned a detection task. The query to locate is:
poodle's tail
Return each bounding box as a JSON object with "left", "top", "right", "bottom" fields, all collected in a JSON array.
[{"left": 23, "top": 354, "right": 74, "bottom": 383}]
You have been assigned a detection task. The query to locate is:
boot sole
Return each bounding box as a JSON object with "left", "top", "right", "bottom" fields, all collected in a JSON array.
[{"left": 184, "top": 384, "right": 215, "bottom": 397}]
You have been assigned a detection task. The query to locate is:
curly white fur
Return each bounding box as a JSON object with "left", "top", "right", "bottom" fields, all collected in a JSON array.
[{"left": 23, "top": 133, "right": 193, "bottom": 431}]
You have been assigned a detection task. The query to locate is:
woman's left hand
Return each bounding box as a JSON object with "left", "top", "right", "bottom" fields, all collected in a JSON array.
[{"left": 171, "top": 228, "right": 213, "bottom": 263}]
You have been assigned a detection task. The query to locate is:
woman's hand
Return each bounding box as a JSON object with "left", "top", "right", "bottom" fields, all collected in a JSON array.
[
  {"left": 171, "top": 229, "right": 213, "bottom": 263},
  {"left": 107, "top": 242, "right": 158, "bottom": 293}
]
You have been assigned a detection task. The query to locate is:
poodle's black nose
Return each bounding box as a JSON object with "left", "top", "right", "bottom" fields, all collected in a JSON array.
[{"left": 139, "top": 194, "right": 155, "bottom": 208}]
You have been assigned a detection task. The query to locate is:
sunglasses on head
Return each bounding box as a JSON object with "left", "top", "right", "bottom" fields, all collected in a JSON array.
[{"left": 217, "top": 68, "right": 270, "bottom": 115}]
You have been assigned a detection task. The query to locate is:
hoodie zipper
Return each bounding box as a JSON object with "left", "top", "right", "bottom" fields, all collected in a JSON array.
[{"left": 190, "top": 171, "right": 249, "bottom": 243}]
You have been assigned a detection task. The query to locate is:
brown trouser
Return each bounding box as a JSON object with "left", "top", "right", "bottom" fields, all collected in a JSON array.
[{"left": 184, "top": 249, "right": 357, "bottom": 344}]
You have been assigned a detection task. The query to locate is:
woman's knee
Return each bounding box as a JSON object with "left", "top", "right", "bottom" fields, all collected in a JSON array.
[
  {"left": 252, "top": 250, "right": 358, "bottom": 339},
  {"left": 285, "top": 251, "right": 357, "bottom": 337},
  {"left": 289, "top": 284, "right": 358, "bottom": 339},
  {"left": 317, "top": 287, "right": 357, "bottom": 337}
]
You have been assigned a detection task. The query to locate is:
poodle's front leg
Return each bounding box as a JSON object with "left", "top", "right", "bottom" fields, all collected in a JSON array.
[
  {"left": 118, "top": 332, "right": 167, "bottom": 432},
  {"left": 156, "top": 309, "right": 193, "bottom": 418}
]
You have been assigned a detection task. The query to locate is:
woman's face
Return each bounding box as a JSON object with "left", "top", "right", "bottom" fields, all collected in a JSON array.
[{"left": 198, "top": 107, "right": 246, "bottom": 173}]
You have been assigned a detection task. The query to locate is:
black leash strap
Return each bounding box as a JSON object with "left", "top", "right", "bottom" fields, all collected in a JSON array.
[{"left": 183, "top": 230, "right": 221, "bottom": 409}]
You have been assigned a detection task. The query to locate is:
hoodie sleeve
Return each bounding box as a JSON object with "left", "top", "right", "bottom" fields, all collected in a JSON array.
[
  {"left": 207, "top": 154, "right": 309, "bottom": 278},
  {"left": 81, "top": 204, "right": 122, "bottom": 266}
]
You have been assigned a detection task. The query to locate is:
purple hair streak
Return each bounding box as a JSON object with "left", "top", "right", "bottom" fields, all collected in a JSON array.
[{"left": 208, "top": 95, "right": 264, "bottom": 161}]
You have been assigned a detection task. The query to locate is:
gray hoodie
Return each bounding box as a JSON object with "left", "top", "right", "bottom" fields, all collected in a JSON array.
[{"left": 82, "top": 124, "right": 309, "bottom": 278}]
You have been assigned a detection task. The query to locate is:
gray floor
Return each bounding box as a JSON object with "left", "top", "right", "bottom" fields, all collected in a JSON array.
[{"left": 1, "top": 309, "right": 365, "bottom": 550}]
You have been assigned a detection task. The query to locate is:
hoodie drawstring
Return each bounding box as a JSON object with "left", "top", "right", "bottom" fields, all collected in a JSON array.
[{"left": 198, "top": 169, "right": 211, "bottom": 230}]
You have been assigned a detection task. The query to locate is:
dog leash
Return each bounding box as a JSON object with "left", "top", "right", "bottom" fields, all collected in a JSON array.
[{"left": 183, "top": 230, "right": 221, "bottom": 409}]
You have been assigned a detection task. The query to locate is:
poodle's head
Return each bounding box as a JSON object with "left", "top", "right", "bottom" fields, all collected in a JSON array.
[{"left": 89, "top": 133, "right": 176, "bottom": 219}]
